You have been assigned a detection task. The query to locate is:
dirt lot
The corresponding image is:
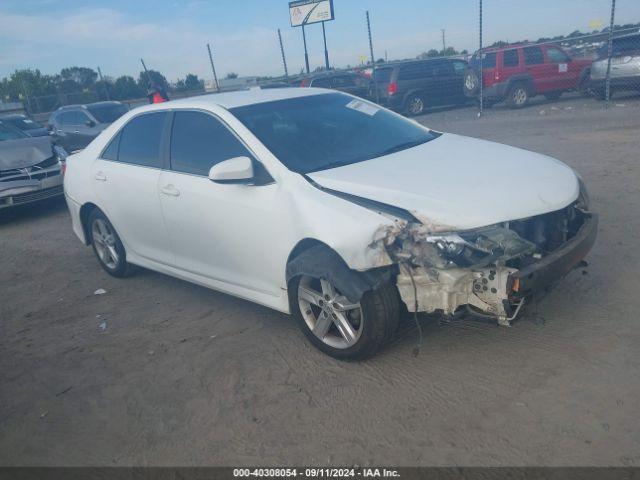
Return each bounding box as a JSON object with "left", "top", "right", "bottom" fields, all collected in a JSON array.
[{"left": 1, "top": 96, "right": 639, "bottom": 467}]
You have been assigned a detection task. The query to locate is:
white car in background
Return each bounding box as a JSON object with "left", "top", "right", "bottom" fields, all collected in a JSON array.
[{"left": 63, "top": 88, "right": 597, "bottom": 360}]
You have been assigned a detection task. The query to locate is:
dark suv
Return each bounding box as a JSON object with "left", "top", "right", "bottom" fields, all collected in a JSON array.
[
  {"left": 464, "top": 44, "right": 592, "bottom": 108},
  {"left": 48, "top": 101, "right": 128, "bottom": 152},
  {"left": 300, "top": 72, "right": 369, "bottom": 98},
  {"left": 368, "top": 58, "right": 468, "bottom": 115}
]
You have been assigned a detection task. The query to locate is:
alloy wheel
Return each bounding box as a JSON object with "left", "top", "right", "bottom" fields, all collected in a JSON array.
[
  {"left": 297, "top": 276, "right": 363, "bottom": 349},
  {"left": 513, "top": 87, "right": 527, "bottom": 106},
  {"left": 408, "top": 97, "right": 425, "bottom": 115},
  {"left": 92, "top": 218, "right": 119, "bottom": 270}
]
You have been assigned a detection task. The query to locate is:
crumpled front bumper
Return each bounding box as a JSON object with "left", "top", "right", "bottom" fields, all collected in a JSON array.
[{"left": 509, "top": 212, "right": 598, "bottom": 298}]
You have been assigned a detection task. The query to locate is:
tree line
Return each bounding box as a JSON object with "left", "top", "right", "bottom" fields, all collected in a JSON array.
[{"left": 0, "top": 66, "right": 206, "bottom": 112}]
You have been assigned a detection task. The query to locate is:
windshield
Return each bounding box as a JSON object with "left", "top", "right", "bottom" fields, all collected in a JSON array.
[
  {"left": 4, "top": 116, "right": 42, "bottom": 131},
  {"left": 0, "top": 121, "right": 29, "bottom": 141},
  {"left": 230, "top": 93, "right": 438, "bottom": 174},
  {"left": 87, "top": 103, "right": 128, "bottom": 123}
]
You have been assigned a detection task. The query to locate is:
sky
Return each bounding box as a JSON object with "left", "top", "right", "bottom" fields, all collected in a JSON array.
[{"left": 1, "top": 0, "right": 639, "bottom": 82}]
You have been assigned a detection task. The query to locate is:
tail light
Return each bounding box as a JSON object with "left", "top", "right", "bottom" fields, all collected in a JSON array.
[
  {"left": 387, "top": 82, "right": 398, "bottom": 96},
  {"left": 300, "top": 78, "right": 310, "bottom": 87},
  {"left": 495, "top": 71, "right": 500, "bottom": 81},
  {"left": 60, "top": 161, "right": 67, "bottom": 176}
]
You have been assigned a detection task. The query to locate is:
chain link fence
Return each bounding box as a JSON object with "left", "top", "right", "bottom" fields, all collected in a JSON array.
[{"left": 470, "top": 0, "right": 640, "bottom": 115}]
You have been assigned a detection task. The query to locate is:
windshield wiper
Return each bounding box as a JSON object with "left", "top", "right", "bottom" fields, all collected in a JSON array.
[{"left": 376, "top": 139, "right": 428, "bottom": 157}]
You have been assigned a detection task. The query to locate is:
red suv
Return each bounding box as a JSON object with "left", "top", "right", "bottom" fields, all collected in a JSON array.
[{"left": 464, "top": 43, "right": 592, "bottom": 108}]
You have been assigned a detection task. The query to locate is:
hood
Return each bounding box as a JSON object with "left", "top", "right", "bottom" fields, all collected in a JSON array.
[
  {"left": 0, "top": 136, "right": 54, "bottom": 171},
  {"left": 307, "top": 133, "right": 579, "bottom": 231}
]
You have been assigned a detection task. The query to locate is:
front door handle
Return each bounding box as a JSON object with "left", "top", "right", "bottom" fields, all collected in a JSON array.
[
  {"left": 94, "top": 171, "right": 107, "bottom": 182},
  {"left": 160, "top": 184, "right": 180, "bottom": 197}
]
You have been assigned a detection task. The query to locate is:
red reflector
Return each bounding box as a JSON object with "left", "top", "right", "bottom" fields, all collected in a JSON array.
[
  {"left": 387, "top": 82, "right": 398, "bottom": 96},
  {"left": 60, "top": 162, "right": 67, "bottom": 176}
]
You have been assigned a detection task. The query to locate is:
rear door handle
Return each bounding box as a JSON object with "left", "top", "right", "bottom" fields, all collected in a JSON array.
[
  {"left": 94, "top": 171, "right": 107, "bottom": 182},
  {"left": 160, "top": 184, "right": 180, "bottom": 197}
]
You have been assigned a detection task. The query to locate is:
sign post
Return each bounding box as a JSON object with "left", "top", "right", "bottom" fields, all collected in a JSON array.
[{"left": 289, "top": 0, "right": 335, "bottom": 73}]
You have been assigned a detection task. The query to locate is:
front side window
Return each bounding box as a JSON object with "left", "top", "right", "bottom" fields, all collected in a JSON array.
[
  {"left": 117, "top": 112, "right": 167, "bottom": 168},
  {"left": 452, "top": 61, "right": 467, "bottom": 75},
  {"left": 170, "top": 111, "right": 252, "bottom": 176},
  {"left": 546, "top": 47, "right": 569, "bottom": 63},
  {"left": 230, "top": 93, "right": 438, "bottom": 174},
  {"left": 471, "top": 52, "right": 496, "bottom": 69},
  {"left": 524, "top": 46, "right": 544, "bottom": 65}
]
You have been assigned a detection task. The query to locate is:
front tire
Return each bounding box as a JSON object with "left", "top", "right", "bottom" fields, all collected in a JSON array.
[
  {"left": 292, "top": 275, "right": 399, "bottom": 361},
  {"left": 88, "top": 209, "right": 135, "bottom": 278}
]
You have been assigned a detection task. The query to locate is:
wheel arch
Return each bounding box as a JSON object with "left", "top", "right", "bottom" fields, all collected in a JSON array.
[
  {"left": 506, "top": 74, "right": 535, "bottom": 94},
  {"left": 285, "top": 240, "right": 396, "bottom": 310},
  {"left": 79, "top": 202, "right": 100, "bottom": 245}
]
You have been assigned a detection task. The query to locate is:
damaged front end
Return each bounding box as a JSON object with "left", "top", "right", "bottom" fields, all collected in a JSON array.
[{"left": 372, "top": 201, "right": 597, "bottom": 325}]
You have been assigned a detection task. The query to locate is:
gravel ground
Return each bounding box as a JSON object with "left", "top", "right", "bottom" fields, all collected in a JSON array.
[{"left": 1, "top": 95, "right": 639, "bottom": 466}]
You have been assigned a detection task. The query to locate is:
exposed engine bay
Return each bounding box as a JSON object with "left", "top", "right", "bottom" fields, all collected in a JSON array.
[{"left": 374, "top": 202, "right": 593, "bottom": 325}]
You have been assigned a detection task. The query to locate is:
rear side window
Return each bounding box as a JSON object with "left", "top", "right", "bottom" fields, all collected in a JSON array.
[
  {"left": 373, "top": 68, "right": 393, "bottom": 83},
  {"left": 523, "top": 46, "right": 544, "bottom": 65},
  {"left": 546, "top": 47, "right": 569, "bottom": 63},
  {"left": 118, "top": 112, "right": 167, "bottom": 168},
  {"left": 503, "top": 49, "right": 519, "bottom": 67},
  {"left": 170, "top": 111, "right": 252, "bottom": 176},
  {"left": 399, "top": 63, "right": 426, "bottom": 80},
  {"left": 101, "top": 132, "right": 120, "bottom": 160},
  {"left": 332, "top": 76, "right": 356, "bottom": 87}
]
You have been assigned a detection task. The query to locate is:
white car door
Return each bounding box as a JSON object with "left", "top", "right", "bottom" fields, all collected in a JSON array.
[
  {"left": 92, "top": 111, "right": 174, "bottom": 265},
  {"left": 158, "top": 110, "right": 282, "bottom": 296}
]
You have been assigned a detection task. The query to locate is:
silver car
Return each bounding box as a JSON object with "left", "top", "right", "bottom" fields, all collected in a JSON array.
[
  {"left": 0, "top": 120, "right": 67, "bottom": 210},
  {"left": 590, "top": 33, "right": 640, "bottom": 99}
]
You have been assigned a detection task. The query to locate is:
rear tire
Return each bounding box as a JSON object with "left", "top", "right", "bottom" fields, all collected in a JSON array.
[
  {"left": 88, "top": 209, "right": 136, "bottom": 278},
  {"left": 405, "top": 94, "right": 426, "bottom": 116},
  {"left": 506, "top": 83, "right": 530, "bottom": 109}
]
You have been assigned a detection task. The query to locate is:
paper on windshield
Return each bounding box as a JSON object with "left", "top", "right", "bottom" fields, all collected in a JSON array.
[{"left": 345, "top": 99, "right": 380, "bottom": 116}]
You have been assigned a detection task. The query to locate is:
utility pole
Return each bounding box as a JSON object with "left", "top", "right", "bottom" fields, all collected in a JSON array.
[
  {"left": 277, "top": 29, "right": 289, "bottom": 79},
  {"left": 322, "top": 21, "right": 330, "bottom": 70},
  {"left": 605, "top": 0, "right": 616, "bottom": 106},
  {"left": 478, "top": 0, "right": 483, "bottom": 117},
  {"left": 302, "top": 24, "right": 310, "bottom": 74},
  {"left": 140, "top": 58, "right": 153, "bottom": 85},
  {"left": 366, "top": 10, "right": 379, "bottom": 104},
  {"left": 97, "top": 66, "right": 110, "bottom": 100},
  {"left": 206, "top": 43, "right": 220, "bottom": 92},
  {"left": 441, "top": 29, "right": 446, "bottom": 55}
]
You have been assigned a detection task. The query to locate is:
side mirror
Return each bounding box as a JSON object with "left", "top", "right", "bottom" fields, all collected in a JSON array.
[
  {"left": 86, "top": 120, "right": 96, "bottom": 127},
  {"left": 208, "top": 156, "right": 254, "bottom": 184}
]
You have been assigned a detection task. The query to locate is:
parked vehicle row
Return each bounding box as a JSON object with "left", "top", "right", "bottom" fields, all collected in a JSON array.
[{"left": 293, "top": 33, "right": 640, "bottom": 113}]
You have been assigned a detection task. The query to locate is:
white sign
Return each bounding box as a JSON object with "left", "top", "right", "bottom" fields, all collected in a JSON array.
[
  {"left": 289, "top": 0, "right": 334, "bottom": 27},
  {"left": 346, "top": 99, "right": 379, "bottom": 116}
]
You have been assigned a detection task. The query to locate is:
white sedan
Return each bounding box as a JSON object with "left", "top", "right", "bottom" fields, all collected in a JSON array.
[{"left": 63, "top": 88, "right": 597, "bottom": 360}]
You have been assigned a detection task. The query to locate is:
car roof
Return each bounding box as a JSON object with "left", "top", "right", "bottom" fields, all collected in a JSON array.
[
  {"left": 136, "top": 87, "right": 333, "bottom": 112},
  {"left": 56, "top": 101, "right": 123, "bottom": 112}
]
